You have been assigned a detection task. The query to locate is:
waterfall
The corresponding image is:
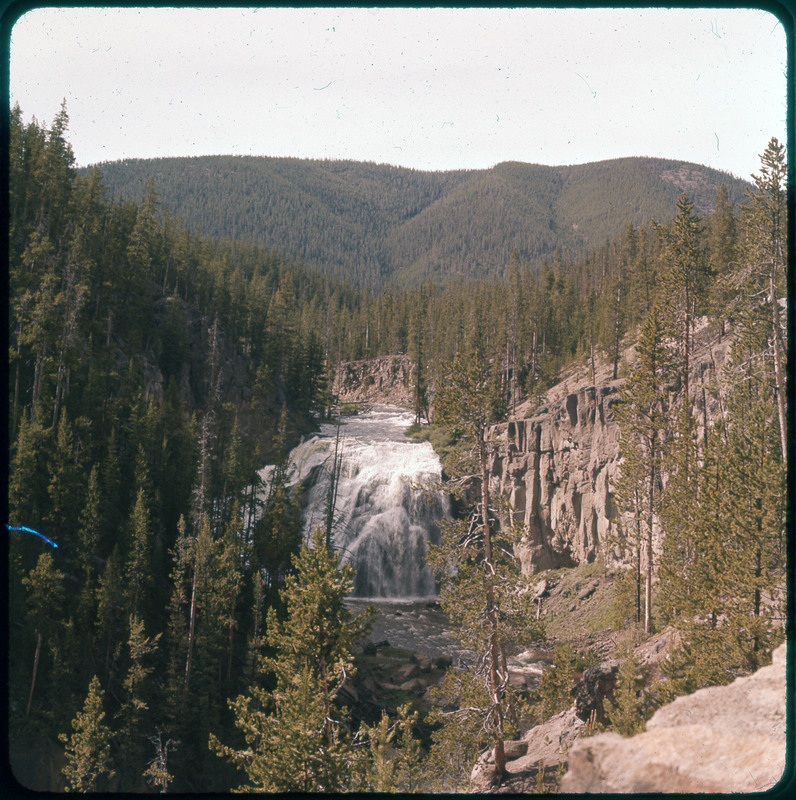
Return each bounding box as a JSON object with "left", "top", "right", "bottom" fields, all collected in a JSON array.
[{"left": 257, "top": 405, "right": 449, "bottom": 599}]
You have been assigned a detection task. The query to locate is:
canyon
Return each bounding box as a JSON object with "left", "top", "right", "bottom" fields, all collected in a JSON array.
[{"left": 332, "top": 317, "right": 733, "bottom": 579}]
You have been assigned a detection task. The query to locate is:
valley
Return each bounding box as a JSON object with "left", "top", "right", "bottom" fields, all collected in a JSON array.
[{"left": 8, "top": 103, "right": 786, "bottom": 793}]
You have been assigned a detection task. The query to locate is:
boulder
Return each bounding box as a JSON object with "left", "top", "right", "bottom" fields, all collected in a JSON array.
[
  {"left": 399, "top": 678, "right": 426, "bottom": 693},
  {"left": 570, "top": 659, "right": 620, "bottom": 723},
  {"left": 503, "top": 740, "right": 528, "bottom": 759},
  {"left": 470, "top": 751, "right": 499, "bottom": 791},
  {"left": 433, "top": 654, "right": 453, "bottom": 670},
  {"left": 363, "top": 639, "right": 390, "bottom": 655},
  {"left": 505, "top": 707, "right": 585, "bottom": 776},
  {"left": 417, "top": 653, "right": 433, "bottom": 671},
  {"left": 394, "top": 662, "right": 421, "bottom": 682},
  {"left": 561, "top": 643, "right": 787, "bottom": 793}
]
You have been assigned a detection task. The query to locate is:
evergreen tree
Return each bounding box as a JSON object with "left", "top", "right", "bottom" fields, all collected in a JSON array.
[
  {"left": 738, "top": 137, "right": 788, "bottom": 462},
  {"left": 209, "top": 528, "right": 375, "bottom": 792},
  {"left": 116, "top": 614, "right": 162, "bottom": 789},
  {"left": 606, "top": 641, "right": 649, "bottom": 736},
  {"left": 143, "top": 729, "right": 180, "bottom": 793},
  {"left": 613, "top": 306, "right": 675, "bottom": 632},
  {"left": 22, "top": 551, "right": 66, "bottom": 717},
  {"left": 124, "top": 487, "right": 153, "bottom": 618},
  {"left": 360, "top": 704, "right": 423, "bottom": 792},
  {"left": 428, "top": 344, "right": 540, "bottom": 784},
  {"left": 655, "top": 193, "right": 705, "bottom": 408},
  {"left": 59, "top": 675, "right": 116, "bottom": 792},
  {"left": 705, "top": 184, "right": 738, "bottom": 334}
]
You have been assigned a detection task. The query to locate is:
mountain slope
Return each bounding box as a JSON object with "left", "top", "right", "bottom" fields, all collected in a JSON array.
[{"left": 88, "top": 154, "right": 751, "bottom": 288}]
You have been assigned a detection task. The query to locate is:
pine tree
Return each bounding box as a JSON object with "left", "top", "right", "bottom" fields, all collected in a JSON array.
[
  {"left": 209, "top": 527, "right": 375, "bottom": 792},
  {"left": 117, "top": 614, "right": 162, "bottom": 789},
  {"left": 738, "top": 137, "right": 788, "bottom": 462},
  {"left": 428, "top": 344, "right": 539, "bottom": 784},
  {"left": 613, "top": 306, "right": 675, "bottom": 632},
  {"left": 360, "top": 704, "right": 423, "bottom": 792},
  {"left": 606, "top": 640, "right": 649, "bottom": 736},
  {"left": 22, "top": 551, "right": 66, "bottom": 717},
  {"left": 46, "top": 412, "right": 82, "bottom": 547},
  {"left": 705, "top": 184, "right": 738, "bottom": 334},
  {"left": 94, "top": 545, "right": 125, "bottom": 688},
  {"left": 143, "top": 729, "right": 180, "bottom": 793},
  {"left": 655, "top": 193, "right": 705, "bottom": 409},
  {"left": 74, "top": 465, "right": 103, "bottom": 655},
  {"left": 59, "top": 675, "right": 116, "bottom": 792},
  {"left": 124, "top": 487, "right": 152, "bottom": 618}
]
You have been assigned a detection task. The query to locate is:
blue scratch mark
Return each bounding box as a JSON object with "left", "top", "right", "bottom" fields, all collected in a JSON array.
[
  {"left": 7, "top": 524, "right": 58, "bottom": 548},
  {"left": 715, "top": 133, "right": 720, "bottom": 151},
  {"left": 314, "top": 81, "right": 332, "bottom": 91}
]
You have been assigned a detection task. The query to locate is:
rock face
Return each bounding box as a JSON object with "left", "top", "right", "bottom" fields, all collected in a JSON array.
[
  {"left": 489, "top": 384, "right": 623, "bottom": 574},
  {"left": 332, "top": 355, "right": 415, "bottom": 406},
  {"left": 488, "top": 320, "right": 732, "bottom": 577},
  {"left": 560, "top": 642, "right": 787, "bottom": 793},
  {"left": 470, "top": 707, "right": 586, "bottom": 792}
]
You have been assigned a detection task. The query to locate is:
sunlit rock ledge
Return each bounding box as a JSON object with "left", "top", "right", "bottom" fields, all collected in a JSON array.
[{"left": 560, "top": 642, "right": 787, "bottom": 793}]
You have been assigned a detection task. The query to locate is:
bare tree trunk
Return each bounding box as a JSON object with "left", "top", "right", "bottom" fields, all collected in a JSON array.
[
  {"left": 480, "top": 435, "right": 506, "bottom": 781},
  {"left": 645, "top": 433, "right": 657, "bottom": 634},
  {"left": 770, "top": 271, "right": 787, "bottom": 463},
  {"left": 185, "top": 550, "right": 199, "bottom": 687},
  {"left": 612, "top": 283, "right": 622, "bottom": 380},
  {"left": 26, "top": 631, "right": 42, "bottom": 716},
  {"left": 633, "top": 488, "right": 642, "bottom": 625}
]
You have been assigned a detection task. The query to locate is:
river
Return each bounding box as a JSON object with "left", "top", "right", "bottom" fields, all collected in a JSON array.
[{"left": 257, "top": 404, "right": 550, "bottom": 676}]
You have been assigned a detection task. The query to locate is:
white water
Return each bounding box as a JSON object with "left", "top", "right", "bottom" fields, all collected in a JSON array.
[{"left": 257, "top": 405, "right": 450, "bottom": 599}]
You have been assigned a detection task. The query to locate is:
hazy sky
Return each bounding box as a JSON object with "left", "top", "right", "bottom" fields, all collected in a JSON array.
[{"left": 8, "top": 6, "right": 788, "bottom": 179}]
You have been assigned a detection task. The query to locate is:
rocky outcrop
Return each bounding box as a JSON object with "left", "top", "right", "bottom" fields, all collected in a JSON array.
[
  {"left": 332, "top": 355, "right": 415, "bottom": 405},
  {"left": 470, "top": 707, "right": 586, "bottom": 792},
  {"left": 570, "top": 659, "right": 621, "bottom": 725},
  {"left": 489, "top": 384, "right": 623, "bottom": 574},
  {"left": 488, "top": 319, "right": 733, "bottom": 577},
  {"left": 560, "top": 642, "right": 787, "bottom": 793}
]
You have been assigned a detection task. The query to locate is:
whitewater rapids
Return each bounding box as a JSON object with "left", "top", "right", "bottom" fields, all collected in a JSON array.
[{"left": 257, "top": 405, "right": 450, "bottom": 599}]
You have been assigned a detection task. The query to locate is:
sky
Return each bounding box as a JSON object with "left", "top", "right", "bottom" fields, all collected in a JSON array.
[{"left": 7, "top": 5, "right": 789, "bottom": 180}]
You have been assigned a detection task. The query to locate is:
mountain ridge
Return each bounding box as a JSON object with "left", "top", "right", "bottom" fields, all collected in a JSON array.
[{"left": 85, "top": 154, "right": 751, "bottom": 289}]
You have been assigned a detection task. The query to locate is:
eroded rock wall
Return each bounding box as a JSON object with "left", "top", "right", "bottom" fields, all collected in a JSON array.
[
  {"left": 489, "top": 320, "right": 732, "bottom": 577},
  {"left": 332, "top": 355, "right": 415, "bottom": 405},
  {"left": 489, "top": 383, "right": 623, "bottom": 575}
]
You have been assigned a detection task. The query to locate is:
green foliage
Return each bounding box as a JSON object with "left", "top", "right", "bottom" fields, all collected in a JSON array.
[
  {"left": 210, "top": 528, "right": 375, "bottom": 792},
  {"left": 424, "top": 669, "right": 494, "bottom": 791},
  {"left": 117, "top": 614, "right": 161, "bottom": 788},
  {"left": 609, "top": 567, "right": 642, "bottom": 630},
  {"left": 360, "top": 704, "right": 424, "bottom": 792},
  {"left": 143, "top": 729, "right": 179, "bottom": 793},
  {"left": 654, "top": 621, "right": 763, "bottom": 705},
  {"left": 606, "top": 640, "right": 649, "bottom": 736},
  {"left": 528, "top": 644, "right": 582, "bottom": 724},
  {"left": 59, "top": 675, "right": 116, "bottom": 792},
  {"left": 91, "top": 154, "right": 750, "bottom": 290},
  {"left": 8, "top": 103, "right": 786, "bottom": 791}
]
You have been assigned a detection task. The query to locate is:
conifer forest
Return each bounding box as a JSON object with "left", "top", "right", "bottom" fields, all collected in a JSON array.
[{"left": 7, "top": 104, "right": 787, "bottom": 792}]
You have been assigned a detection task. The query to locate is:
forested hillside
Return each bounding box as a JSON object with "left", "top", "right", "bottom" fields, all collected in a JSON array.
[
  {"left": 88, "top": 154, "right": 750, "bottom": 289},
  {"left": 8, "top": 102, "right": 786, "bottom": 793}
]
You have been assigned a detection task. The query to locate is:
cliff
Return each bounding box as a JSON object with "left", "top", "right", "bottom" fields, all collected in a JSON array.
[
  {"left": 330, "top": 318, "right": 733, "bottom": 577},
  {"left": 489, "top": 317, "right": 732, "bottom": 576},
  {"left": 489, "top": 383, "right": 623, "bottom": 573},
  {"left": 332, "top": 355, "right": 415, "bottom": 406}
]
